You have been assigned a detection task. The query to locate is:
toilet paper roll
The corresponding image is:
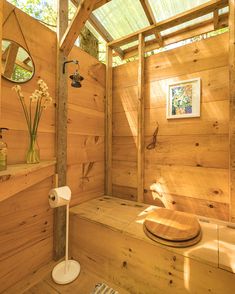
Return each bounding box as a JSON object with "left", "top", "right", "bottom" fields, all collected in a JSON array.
[{"left": 49, "top": 186, "right": 71, "bottom": 208}]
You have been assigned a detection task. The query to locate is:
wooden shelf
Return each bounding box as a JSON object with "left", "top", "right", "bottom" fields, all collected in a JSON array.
[{"left": 0, "top": 160, "right": 56, "bottom": 203}]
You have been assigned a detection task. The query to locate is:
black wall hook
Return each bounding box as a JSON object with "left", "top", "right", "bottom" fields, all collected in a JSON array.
[{"left": 62, "top": 60, "right": 79, "bottom": 74}]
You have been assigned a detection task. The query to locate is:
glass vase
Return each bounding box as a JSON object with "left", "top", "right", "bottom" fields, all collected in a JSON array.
[{"left": 26, "top": 134, "right": 40, "bottom": 164}]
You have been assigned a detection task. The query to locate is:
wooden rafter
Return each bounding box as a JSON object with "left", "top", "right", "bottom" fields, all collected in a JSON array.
[
  {"left": 71, "top": 0, "right": 124, "bottom": 59},
  {"left": 108, "top": 0, "right": 228, "bottom": 48},
  {"left": 139, "top": 0, "right": 163, "bottom": 46},
  {"left": 23, "top": 56, "right": 31, "bottom": 64},
  {"left": 2, "top": 48, "right": 33, "bottom": 72},
  {"left": 60, "top": 0, "right": 97, "bottom": 56},
  {"left": 88, "top": 14, "right": 124, "bottom": 59},
  {"left": 120, "top": 12, "right": 228, "bottom": 59},
  {"left": 214, "top": 9, "right": 219, "bottom": 29}
]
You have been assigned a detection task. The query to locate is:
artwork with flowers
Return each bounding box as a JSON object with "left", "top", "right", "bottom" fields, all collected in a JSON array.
[
  {"left": 166, "top": 78, "right": 201, "bottom": 119},
  {"left": 12, "top": 79, "right": 52, "bottom": 163}
]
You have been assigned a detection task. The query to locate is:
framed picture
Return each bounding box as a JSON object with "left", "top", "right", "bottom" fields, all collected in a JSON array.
[{"left": 166, "top": 78, "right": 201, "bottom": 119}]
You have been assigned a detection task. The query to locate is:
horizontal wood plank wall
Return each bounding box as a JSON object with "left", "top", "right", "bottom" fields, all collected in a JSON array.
[
  {"left": 67, "top": 47, "right": 105, "bottom": 206},
  {"left": 112, "top": 33, "right": 230, "bottom": 220},
  {"left": 0, "top": 1, "right": 56, "bottom": 291}
]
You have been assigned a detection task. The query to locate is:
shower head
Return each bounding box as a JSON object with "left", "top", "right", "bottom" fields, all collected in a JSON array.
[
  {"left": 62, "top": 60, "right": 84, "bottom": 88},
  {"left": 69, "top": 69, "right": 84, "bottom": 88}
]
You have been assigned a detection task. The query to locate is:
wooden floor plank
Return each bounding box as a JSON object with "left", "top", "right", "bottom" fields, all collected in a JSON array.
[
  {"left": 25, "top": 281, "right": 59, "bottom": 294},
  {"left": 5, "top": 259, "right": 129, "bottom": 294}
]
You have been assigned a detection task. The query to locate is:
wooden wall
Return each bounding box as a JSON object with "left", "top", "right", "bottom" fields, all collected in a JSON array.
[
  {"left": 0, "top": 2, "right": 56, "bottom": 292},
  {"left": 112, "top": 33, "right": 230, "bottom": 221},
  {"left": 0, "top": 0, "right": 105, "bottom": 291},
  {"left": 67, "top": 46, "right": 105, "bottom": 206}
]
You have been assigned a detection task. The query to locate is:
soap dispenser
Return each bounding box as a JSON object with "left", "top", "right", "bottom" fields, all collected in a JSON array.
[{"left": 0, "top": 128, "right": 9, "bottom": 171}]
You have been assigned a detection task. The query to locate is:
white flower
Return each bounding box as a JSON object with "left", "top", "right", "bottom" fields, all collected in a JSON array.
[
  {"left": 12, "top": 85, "right": 22, "bottom": 93},
  {"left": 30, "top": 93, "right": 39, "bottom": 102},
  {"left": 12, "top": 85, "right": 24, "bottom": 99},
  {"left": 37, "top": 79, "right": 44, "bottom": 85}
]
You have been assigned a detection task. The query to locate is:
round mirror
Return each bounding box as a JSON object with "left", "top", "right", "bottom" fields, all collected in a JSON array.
[{"left": 1, "top": 39, "right": 35, "bottom": 83}]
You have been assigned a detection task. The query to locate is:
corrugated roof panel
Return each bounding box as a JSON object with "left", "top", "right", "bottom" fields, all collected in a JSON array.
[
  {"left": 161, "top": 13, "right": 213, "bottom": 36},
  {"left": 93, "top": 0, "right": 150, "bottom": 40},
  {"left": 148, "top": 0, "right": 219, "bottom": 37},
  {"left": 148, "top": 0, "right": 211, "bottom": 22}
]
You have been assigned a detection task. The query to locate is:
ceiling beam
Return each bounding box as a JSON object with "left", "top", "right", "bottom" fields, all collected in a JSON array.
[
  {"left": 108, "top": 0, "right": 228, "bottom": 48},
  {"left": 121, "top": 12, "right": 228, "bottom": 59},
  {"left": 139, "top": 0, "right": 163, "bottom": 46},
  {"left": 88, "top": 14, "right": 124, "bottom": 59},
  {"left": 60, "top": 0, "right": 97, "bottom": 56},
  {"left": 213, "top": 9, "right": 220, "bottom": 29},
  {"left": 71, "top": 0, "right": 124, "bottom": 59},
  {"left": 70, "top": 0, "right": 111, "bottom": 10}
]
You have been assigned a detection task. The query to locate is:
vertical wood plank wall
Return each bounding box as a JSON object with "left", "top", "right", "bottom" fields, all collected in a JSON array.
[
  {"left": 112, "top": 33, "right": 230, "bottom": 221},
  {"left": 0, "top": 1, "right": 105, "bottom": 291},
  {"left": 0, "top": 2, "right": 56, "bottom": 291},
  {"left": 67, "top": 46, "right": 105, "bottom": 206}
]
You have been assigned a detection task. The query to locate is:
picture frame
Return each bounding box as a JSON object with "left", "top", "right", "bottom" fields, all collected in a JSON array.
[{"left": 166, "top": 78, "right": 201, "bottom": 119}]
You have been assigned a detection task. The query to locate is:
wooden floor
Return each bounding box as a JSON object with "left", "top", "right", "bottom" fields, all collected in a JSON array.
[{"left": 4, "top": 261, "right": 129, "bottom": 294}]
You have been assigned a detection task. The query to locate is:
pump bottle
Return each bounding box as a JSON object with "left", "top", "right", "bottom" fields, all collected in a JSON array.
[{"left": 0, "top": 128, "right": 9, "bottom": 171}]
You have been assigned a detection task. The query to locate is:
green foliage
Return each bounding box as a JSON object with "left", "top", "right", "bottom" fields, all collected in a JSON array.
[
  {"left": 12, "top": 65, "right": 32, "bottom": 82},
  {"left": 8, "top": 0, "right": 57, "bottom": 25}
]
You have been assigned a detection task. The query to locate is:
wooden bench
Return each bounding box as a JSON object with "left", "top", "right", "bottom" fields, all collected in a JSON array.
[{"left": 70, "top": 196, "right": 235, "bottom": 294}]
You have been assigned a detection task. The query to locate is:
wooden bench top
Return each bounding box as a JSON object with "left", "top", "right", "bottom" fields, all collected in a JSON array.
[{"left": 70, "top": 195, "right": 235, "bottom": 273}]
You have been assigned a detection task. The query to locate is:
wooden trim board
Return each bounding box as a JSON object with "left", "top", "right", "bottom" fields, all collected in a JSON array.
[
  {"left": 105, "top": 46, "right": 112, "bottom": 195},
  {"left": 137, "top": 34, "right": 145, "bottom": 202}
]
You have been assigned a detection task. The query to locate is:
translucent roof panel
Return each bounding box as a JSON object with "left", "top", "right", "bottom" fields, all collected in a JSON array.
[
  {"left": 161, "top": 13, "right": 213, "bottom": 36},
  {"left": 148, "top": 0, "right": 221, "bottom": 37},
  {"left": 93, "top": 0, "right": 150, "bottom": 40},
  {"left": 148, "top": 0, "right": 212, "bottom": 22}
]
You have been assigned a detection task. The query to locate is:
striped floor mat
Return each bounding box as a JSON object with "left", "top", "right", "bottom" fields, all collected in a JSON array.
[{"left": 91, "top": 283, "right": 119, "bottom": 294}]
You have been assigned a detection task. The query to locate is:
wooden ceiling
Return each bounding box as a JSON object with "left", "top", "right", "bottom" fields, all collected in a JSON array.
[{"left": 69, "top": 0, "right": 229, "bottom": 59}]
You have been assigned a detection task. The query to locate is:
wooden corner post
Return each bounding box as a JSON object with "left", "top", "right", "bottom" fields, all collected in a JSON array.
[
  {"left": 105, "top": 45, "right": 113, "bottom": 195},
  {"left": 54, "top": 0, "right": 68, "bottom": 260},
  {"left": 229, "top": 0, "right": 235, "bottom": 222},
  {"left": 137, "top": 33, "right": 145, "bottom": 203}
]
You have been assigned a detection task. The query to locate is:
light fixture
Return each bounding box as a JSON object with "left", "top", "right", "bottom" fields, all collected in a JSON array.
[{"left": 62, "top": 60, "right": 84, "bottom": 88}]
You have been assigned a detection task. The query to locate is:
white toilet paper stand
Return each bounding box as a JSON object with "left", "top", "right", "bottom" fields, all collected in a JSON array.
[{"left": 52, "top": 204, "right": 80, "bottom": 284}]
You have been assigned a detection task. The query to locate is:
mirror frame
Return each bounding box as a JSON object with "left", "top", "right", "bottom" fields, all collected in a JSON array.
[{"left": 1, "top": 38, "right": 35, "bottom": 83}]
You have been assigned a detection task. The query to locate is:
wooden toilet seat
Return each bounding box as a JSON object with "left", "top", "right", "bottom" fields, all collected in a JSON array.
[{"left": 143, "top": 208, "right": 202, "bottom": 248}]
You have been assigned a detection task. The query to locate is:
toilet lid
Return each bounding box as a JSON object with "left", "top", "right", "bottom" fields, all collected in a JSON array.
[{"left": 144, "top": 208, "right": 201, "bottom": 242}]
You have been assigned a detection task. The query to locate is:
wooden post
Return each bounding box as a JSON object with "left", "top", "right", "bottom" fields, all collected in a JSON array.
[
  {"left": 229, "top": 0, "right": 235, "bottom": 222},
  {"left": 54, "top": 0, "right": 68, "bottom": 260},
  {"left": 137, "top": 33, "right": 145, "bottom": 203},
  {"left": 105, "top": 45, "right": 112, "bottom": 195}
]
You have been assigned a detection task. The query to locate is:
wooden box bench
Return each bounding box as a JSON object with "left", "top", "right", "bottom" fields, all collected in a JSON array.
[{"left": 70, "top": 196, "right": 235, "bottom": 294}]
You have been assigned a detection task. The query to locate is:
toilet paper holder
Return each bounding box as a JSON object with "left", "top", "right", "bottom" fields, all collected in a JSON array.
[
  {"left": 49, "top": 195, "right": 55, "bottom": 201},
  {"left": 48, "top": 186, "right": 80, "bottom": 284}
]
